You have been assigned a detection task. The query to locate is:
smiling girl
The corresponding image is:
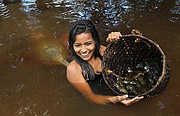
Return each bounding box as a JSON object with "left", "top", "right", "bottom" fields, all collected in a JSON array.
[{"left": 67, "top": 20, "right": 143, "bottom": 105}]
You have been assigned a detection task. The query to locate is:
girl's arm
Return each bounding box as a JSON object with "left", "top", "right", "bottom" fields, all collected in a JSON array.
[{"left": 67, "top": 61, "right": 143, "bottom": 105}]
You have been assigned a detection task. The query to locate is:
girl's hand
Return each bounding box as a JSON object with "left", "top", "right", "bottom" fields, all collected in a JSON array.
[
  {"left": 120, "top": 96, "right": 144, "bottom": 106},
  {"left": 106, "top": 32, "right": 122, "bottom": 43},
  {"left": 108, "top": 95, "right": 143, "bottom": 106}
]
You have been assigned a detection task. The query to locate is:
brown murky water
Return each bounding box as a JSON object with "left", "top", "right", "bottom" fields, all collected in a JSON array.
[{"left": 0, "top": 0, "right": 180, "bottom": 116}]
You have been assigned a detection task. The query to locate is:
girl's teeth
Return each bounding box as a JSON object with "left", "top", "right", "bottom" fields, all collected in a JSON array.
[{"left": 81, "top": 53, "right": 89, "bottom": 56}]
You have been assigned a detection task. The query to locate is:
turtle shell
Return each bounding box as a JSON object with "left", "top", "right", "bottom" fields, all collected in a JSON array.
[{"left": 102, "top": 35, "right": 170, "bottom": 98}]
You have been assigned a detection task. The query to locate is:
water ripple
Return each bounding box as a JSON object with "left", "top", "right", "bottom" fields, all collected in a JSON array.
[
  {"left": 0, "top": 2, "right": 11, "bottom": 19},
  {"left": 0, "top": 83, "right": 24, "bottom": 102}
]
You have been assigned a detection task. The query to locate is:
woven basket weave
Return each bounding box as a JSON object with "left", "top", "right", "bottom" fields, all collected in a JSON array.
[{"left": 102, "top": 34, "right": 170, "bottom": 98}]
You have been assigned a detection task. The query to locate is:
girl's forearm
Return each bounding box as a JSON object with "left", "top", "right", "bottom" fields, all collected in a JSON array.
[{"left": 84, "top": 94, "right": 120, "bottom": 105}]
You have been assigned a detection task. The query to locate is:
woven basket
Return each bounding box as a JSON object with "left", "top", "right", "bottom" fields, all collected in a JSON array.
[{"left": 102, "top": 34, "right": 170, "bottom": 98}]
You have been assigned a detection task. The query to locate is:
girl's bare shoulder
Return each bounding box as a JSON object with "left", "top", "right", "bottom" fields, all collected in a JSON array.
[
  {"left": 66, "top": 60, "right": 85, "bottom": 83},
  {"left": 67, "top": 60, "right": 81, "bottom": 74}
]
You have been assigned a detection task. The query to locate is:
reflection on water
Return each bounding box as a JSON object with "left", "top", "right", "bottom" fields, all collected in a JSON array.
[{"left": 0, "top": 0, "right": 180, "bottom": 116}]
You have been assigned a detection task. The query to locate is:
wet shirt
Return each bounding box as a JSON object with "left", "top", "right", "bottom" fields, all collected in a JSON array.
[
  {"left": 86, "top": 54, "right": 115, "bottom": 95},
  {"left": 87, "top": 73, "right": 115, "bottom": 95}
]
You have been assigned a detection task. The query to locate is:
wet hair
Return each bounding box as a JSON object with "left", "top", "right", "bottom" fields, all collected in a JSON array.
[{"left": 69, "top": 20, "right": 101, "bottom": 80}]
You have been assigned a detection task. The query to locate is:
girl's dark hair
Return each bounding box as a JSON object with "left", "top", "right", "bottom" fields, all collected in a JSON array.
[{"left": 69, "top": 20, "right": 101, "bottom": 80}]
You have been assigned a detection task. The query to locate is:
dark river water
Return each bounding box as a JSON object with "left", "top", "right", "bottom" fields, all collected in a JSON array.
[{"left": 0, "top": 0, "right": 180, "bottom": 116}]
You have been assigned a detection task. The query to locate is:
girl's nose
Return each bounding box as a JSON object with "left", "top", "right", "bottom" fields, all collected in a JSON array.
[{"left": 81, "top": 46, "right": 87, "bottom": 52}]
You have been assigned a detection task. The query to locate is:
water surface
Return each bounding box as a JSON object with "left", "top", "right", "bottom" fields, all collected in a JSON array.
[{"left": 0, "top": 0, "right": 180, "bottom": 116}]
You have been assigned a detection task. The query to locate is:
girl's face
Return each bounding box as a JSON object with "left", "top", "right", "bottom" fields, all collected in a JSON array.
[{"left": 73, "top": 33, "right": 95, "bottom": 61}]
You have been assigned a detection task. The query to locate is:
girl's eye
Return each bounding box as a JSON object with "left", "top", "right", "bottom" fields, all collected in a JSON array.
[
  {"left": 74, "top": 44, "right": 81, "bottom": 47},
  {"left": 85, "top": 42, "right": 92, "bottom": 45}
]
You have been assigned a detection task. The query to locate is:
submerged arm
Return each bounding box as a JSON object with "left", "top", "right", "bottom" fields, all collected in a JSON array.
[
  {"left": 66, "top": 62, "right": 143, "bottom": 105},
  {"left": 70, "top": 80, "right": 128, "bottom": 104}
]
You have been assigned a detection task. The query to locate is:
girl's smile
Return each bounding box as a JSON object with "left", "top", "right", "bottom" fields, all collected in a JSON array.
[{"left": 73, "top": 33, "right": 95, "bottom": 61}]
